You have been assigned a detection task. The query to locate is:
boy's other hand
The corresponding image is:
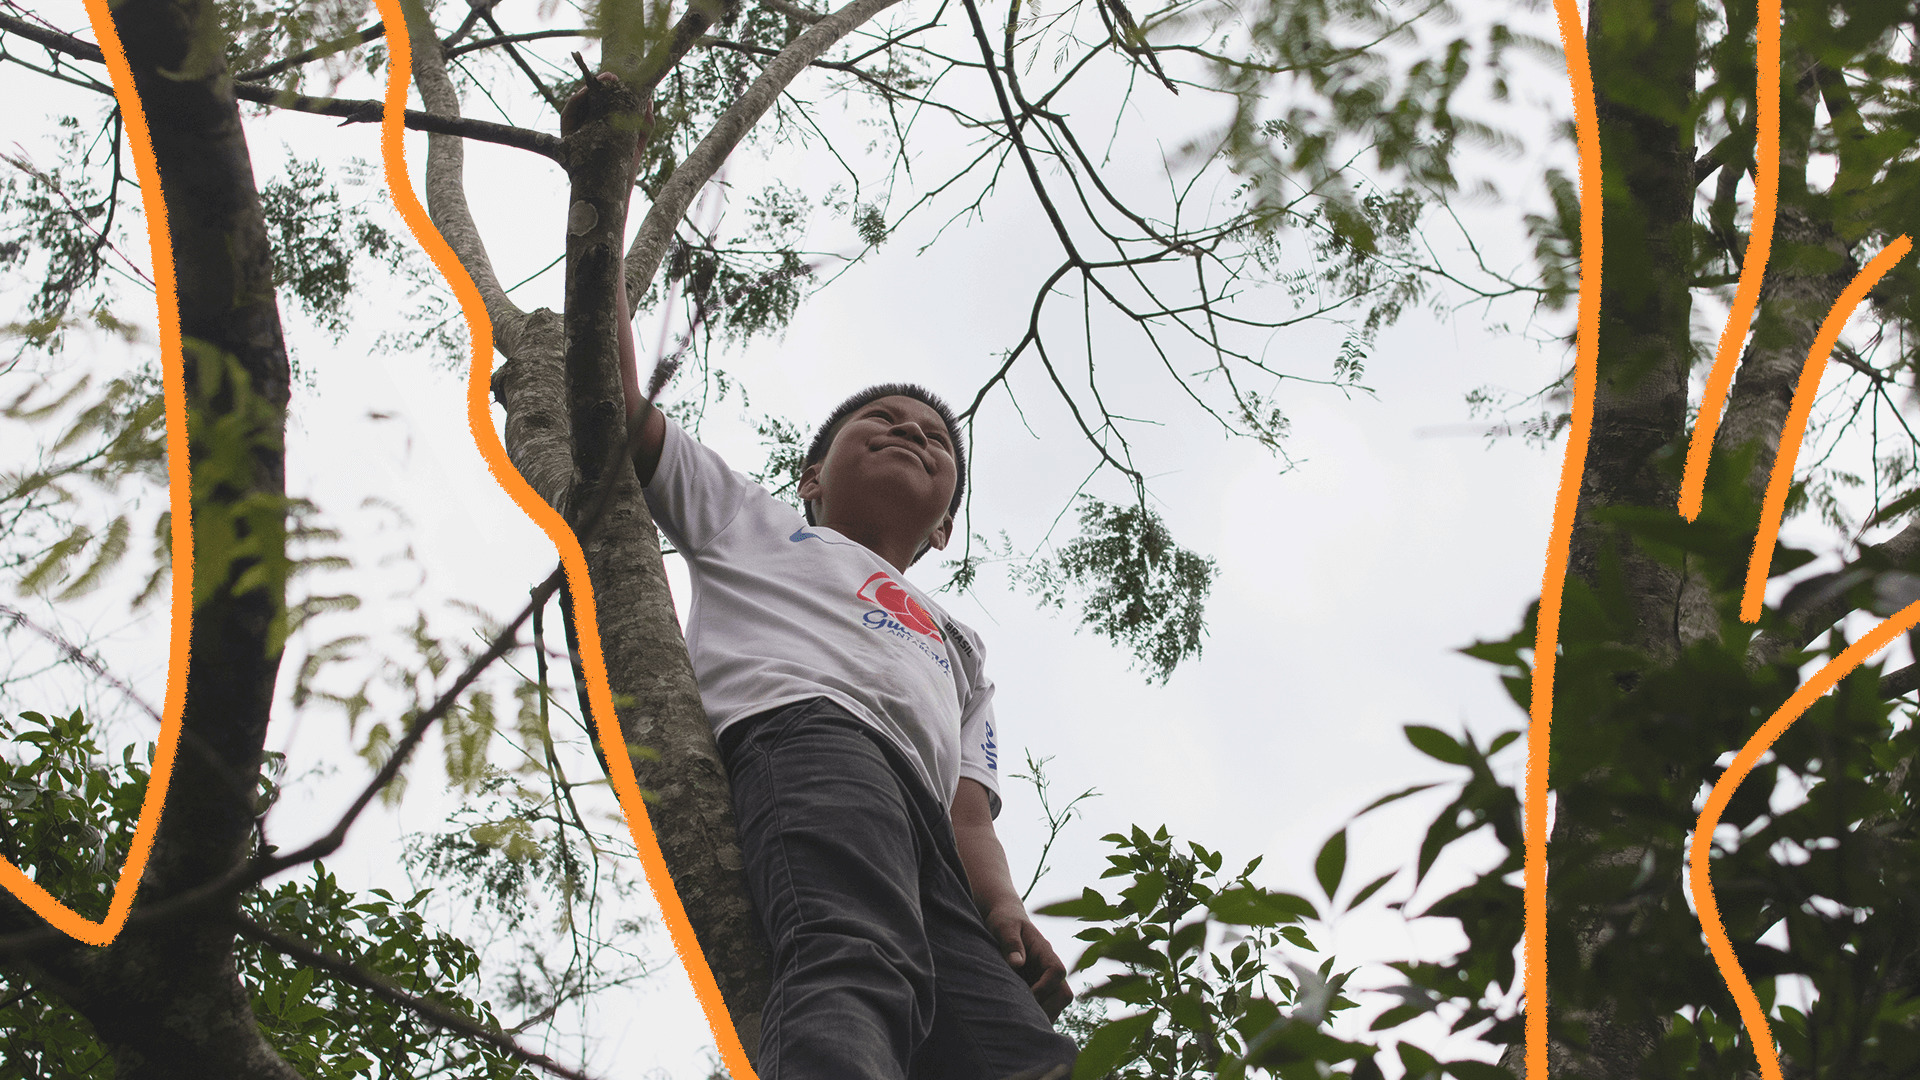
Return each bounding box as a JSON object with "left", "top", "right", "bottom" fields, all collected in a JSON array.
[{"left": 984, "top": 902, "right": 1073, "bottom": 1021}]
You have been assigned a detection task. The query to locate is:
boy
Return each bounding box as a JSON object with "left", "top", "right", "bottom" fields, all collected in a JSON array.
[
  {"left": 566, "top": 73, "right": 1074, "bottom": 1077},
  {"left": 623, "top": 376, "right": 1080, "bottom": 1079},
  {"left": 605, "top": 237, "right": 1076, "bottom": 1077}
]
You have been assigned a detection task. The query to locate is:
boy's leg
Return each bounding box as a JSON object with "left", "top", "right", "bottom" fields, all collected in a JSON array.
[
  {"left": 907, "top": 815, "right": 1079, "bottom": 1080},
  {"left": 723, "top": 699, "right": 936, "bottom": 1080}
]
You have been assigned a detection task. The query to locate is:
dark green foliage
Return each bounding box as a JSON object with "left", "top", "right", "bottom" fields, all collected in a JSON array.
[
  {"left": 1031, "top": 454, "right": 1920, "bottom": 1077},
  {"left": 1038, "top": 822, "right": 1517, "bottom": 1080},
  {"left": 1015, "top": 497, "right": 1219, "bottom": 683},
  {"left": 241, "top": 868, "right": 535, "bottom": 1080},
  {"left": 0, "top": 708, "right": 535, "bottom": 1079},
  {"left": 1396, "top": 468, "right": 1920, "bottom": 1075},
  {"left": 0, "top": 710, "right": 156, "bottom": 926}
]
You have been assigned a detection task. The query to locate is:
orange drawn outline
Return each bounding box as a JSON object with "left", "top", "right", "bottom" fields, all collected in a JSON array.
[
  {"left": 1678, "top": 0, "right": 1782, "bottom": 523},
  {"left": 1689, "top": 599, "right": 1920, "bottom": 1080},
  {"left": 366, "top": 3, "right": 759, "bottom": 1076},
  {"left": 1525, "top": 0, "right": 1603, "bottom": 1073},
  {"left": 0, "top": 0, "right": 198, "bottom": 948},
  {"left": 1740, "top": 238, "right": 1913, "bottom": 622}
]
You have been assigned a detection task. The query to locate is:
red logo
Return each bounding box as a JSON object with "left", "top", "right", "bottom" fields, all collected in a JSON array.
[{"left": 857, "top": 572, "right": 943, "bottom": 640}]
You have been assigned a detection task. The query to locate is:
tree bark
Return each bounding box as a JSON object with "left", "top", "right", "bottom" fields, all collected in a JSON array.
[
  {"left": 0, "top": 0, "right": 301, "bottom": 1074},
  {"left": 1709, "top": 51, "right": 1856, "bottom": 502}
]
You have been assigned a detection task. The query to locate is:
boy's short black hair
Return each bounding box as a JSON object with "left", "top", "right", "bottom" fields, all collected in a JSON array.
[{"left": 803, "top": 383, "right": 966, "bottom": 527}]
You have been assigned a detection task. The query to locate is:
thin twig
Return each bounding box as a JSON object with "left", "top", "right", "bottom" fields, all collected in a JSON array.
[
  {"left": 0, "top": 603, "right": 160, "bottom": 722},
  {"left": 235, "top": 21, "right": 385, "bottom": 82}
]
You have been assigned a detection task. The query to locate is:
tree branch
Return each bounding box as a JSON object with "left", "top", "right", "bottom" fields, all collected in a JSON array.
[
  {"left": 622, "top": 0, "right": 912, "bottom": 311},
  {"left": 0, "top": 15, "right": 560, "bottom": 160},
  {"left": 231, "top": 83, "right": 563, "bottom": 160},
  {"left": 1880, "top": 662, "right": 1920, "bottom": 700},
  {"left": 0, "top": 13, "right": 101, "bottom": 63},
  {"left": 446, "top": 28, "right": 587, "bottom": 59},
  {"left": 1749, "top": 516, "right": 1920, "bottom": 668},
  {"left": 402, "top": 7, "right": 529, "bottom": 337},
  {"left": 759, "top": 0, "right": 826, "bottom": 22}
]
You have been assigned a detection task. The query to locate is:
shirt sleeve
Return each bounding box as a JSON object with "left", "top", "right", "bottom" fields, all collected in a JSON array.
[
  {"left": 956, "top": 627, "right": 1003, "bottom": 820},
  {"left": 641, "top": 417, "right": 756, "bottom": 557}
]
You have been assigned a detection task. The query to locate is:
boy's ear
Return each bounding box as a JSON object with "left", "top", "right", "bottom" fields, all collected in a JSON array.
[
  {"left": 926, "top": 512, "right": 954, "bottom": 553},
  {"left": 796, "top": 461, "right": 821, "bottom": 501}
]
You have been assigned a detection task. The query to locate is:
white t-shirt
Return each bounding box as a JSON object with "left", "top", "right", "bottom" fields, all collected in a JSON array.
[{"left": 642, "top": 418, "right": 1002, "bottom": 816}]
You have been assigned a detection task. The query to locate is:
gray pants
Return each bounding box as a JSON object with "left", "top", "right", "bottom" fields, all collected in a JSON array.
[{"left": 719, "top": 698, "right": 1079, "bottom": 1080}]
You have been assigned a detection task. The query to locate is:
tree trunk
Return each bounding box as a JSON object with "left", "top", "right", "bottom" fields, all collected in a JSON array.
[
  {"left": 0, "top": 0, "right": 302, "bottom": 1074},
  {"left": 1512, "top": 0, "right": 1701, "bottom": 1074}
]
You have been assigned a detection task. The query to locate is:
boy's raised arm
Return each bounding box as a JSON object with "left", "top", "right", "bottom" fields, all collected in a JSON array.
[{"left": 617, "top": 260, "right": 667, "bottom": 486}]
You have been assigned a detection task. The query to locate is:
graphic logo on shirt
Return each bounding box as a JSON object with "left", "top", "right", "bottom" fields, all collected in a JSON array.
[
  {"left": 857, "top": 572, "right": 943, "bottom": 641},
  {"left": 981, "top": 718, "right": 998, "bottom": 772}
]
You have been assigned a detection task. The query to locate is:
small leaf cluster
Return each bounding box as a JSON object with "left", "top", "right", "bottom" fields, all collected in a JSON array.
[
  {"left": 2, "top": 367, "right": 168, "bottom": 608},
  {"left": 1038, "top": 826, "right": 1369, "bottom": 1080},
  {"left": 0, "top": 114, "right": 137, "bottom": 356},
  {"left": 260, "top": 154, "right": 410, "bottom": 343},
  {"left": 1015, "top": 497, "right": 1220, "bottom": 684}
]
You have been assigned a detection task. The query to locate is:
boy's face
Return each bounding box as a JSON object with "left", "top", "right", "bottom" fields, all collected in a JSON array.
[{"left": 798, "top": 395, "right": 957, "bottom": 559}]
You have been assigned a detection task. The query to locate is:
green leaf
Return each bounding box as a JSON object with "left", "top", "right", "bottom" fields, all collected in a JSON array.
[
  {"left": 1073, "top": 1012, "right": 1155, "bottom": 1080},
  {"left": 1344, "top": 870, "right": 1397, "bottom": 912},
  {"left": 1164, "top": 989, "right": 1211, "bottom": 1035},
  {"left": 1119, "top": 870, "right": 1168, "bottom": 917},
  {"left": 1404, "top": 725, "right": 1470, "bottom": 766},
  {"left": 1370, "top": 1002, "right": 1431, "bottom": 1031},
  {"left": 1315, "top": 829, "right": 1347, "bottom": 901},
  {"left": 1399, "top": 1042, "right": 1443, "bottom": 1080},
  {"left": 1088, "top": 973, "right": 1156, "bottom": 1005},
  {"left": 1038, "top": 887, "right": 1116, "bottom": 921},
  {"left": 1208, "top": 886, "right": 1316, "bottom": 926},
  {"left": 1170, "top": 918, "right": 1208, "bottom": 963},
  {"left": 1355, "top": 783, "right": 1439, "bottom": 815},
  {"left": 1279, "top": 924, "right": 1316, "bottom": 950}
]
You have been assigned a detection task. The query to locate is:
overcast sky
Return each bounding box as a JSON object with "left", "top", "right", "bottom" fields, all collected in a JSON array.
[{"left": 0, "top": 0, "right": 1665, "bottom": 1075}]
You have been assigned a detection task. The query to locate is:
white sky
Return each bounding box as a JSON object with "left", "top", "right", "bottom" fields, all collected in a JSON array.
[{"left": 0, "top": 1, "right": 1681, "bottom": 1076}]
